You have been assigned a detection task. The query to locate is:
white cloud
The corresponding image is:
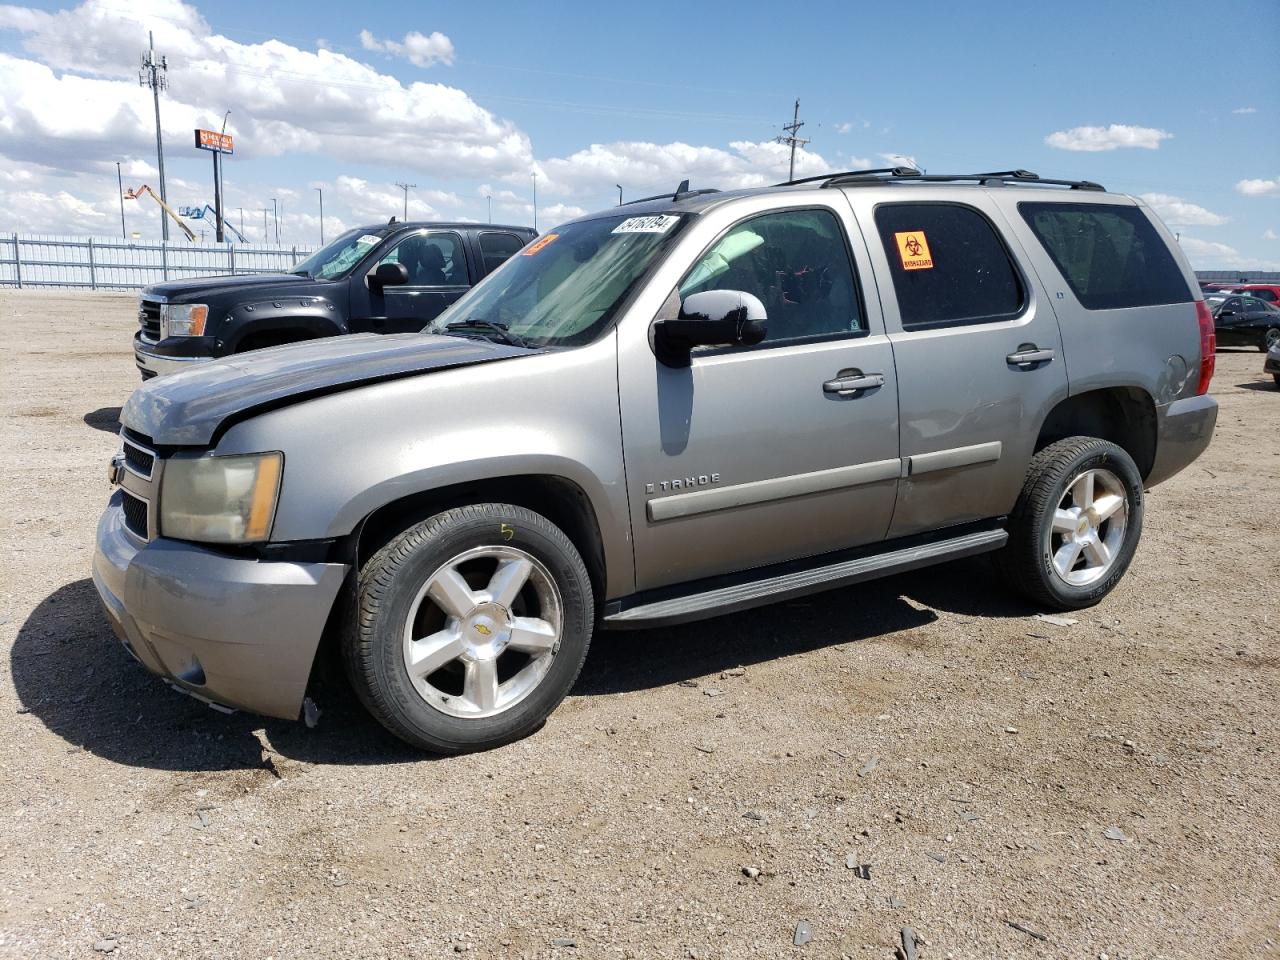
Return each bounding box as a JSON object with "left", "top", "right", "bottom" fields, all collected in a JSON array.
[
  {"left": 359, "top": 28, "right": 455, "bottom": 68},
  {"left": 1232, "top": 106, "right": 1257, "bottom": 115},
  {"left": 835, "top": 122, "right": 852, "bottom": 134},
  {"left": 1044, "top": 124, "right": 1172, "bottom": 152},
  {"left": 1264, "top": 228, "right": 1279, "bottom": 241},
  {"left": 1139, "top": 193, "right": 1228, "bottom": 227},
  {"left": 1178, "top": 236, "right": 1280, "bottom": 271},
  {"left": 1236, "top": 177, "right": 1280, "bottom": 196}
]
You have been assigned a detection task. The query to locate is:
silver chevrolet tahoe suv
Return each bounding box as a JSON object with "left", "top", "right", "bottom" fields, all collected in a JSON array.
[{"left": 93, "top": 168, "right": 1219, "bottom": 753}]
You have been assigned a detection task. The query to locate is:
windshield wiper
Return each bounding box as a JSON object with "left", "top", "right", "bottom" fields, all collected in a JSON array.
[{"left": 444, "top": 319, "right": 529, "bottom": 349}]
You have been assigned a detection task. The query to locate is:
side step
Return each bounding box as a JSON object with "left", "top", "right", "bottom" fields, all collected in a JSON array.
[{"left": 601, "top": 526, "right": 1007, "bottom": 629}]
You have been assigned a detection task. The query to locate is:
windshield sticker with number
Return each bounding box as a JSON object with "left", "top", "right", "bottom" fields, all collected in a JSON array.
[
  {"left": 522, "top": 233, "right": 559, "bottom": 256},
  {"left": 612, "top": 215, "right": 680, "bottom": 235},
  {"left": 356, "top": 234, "right": 382, "bottom": 247}
]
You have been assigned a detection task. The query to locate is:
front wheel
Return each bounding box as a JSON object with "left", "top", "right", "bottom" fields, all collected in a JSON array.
[
  {"left": 996, "top": 437, "right": 1144, "bottom": 611},
  {"left": 343, "top": 503, "right": 594, "bottom": 753}
]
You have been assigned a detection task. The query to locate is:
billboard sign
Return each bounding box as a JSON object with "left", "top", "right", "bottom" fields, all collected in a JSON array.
[{"left": 194, "top": 129, "right": 234, "bottom": 154}]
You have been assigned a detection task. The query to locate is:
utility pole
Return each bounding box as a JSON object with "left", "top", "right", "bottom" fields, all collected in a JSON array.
[
  {"left": 316, "top": 187, "right": 324, "bottom": 244},
  {"left": 774, "top": 98, "right": 810, "bottom": 183},
  {"left": 616, "top": 184, "right": 623, "bottom": 206},
  {"left": 139, "top": 31, "right": 170, "bottom": 240},
  {"left": 116, "top": 161, "right": 127, "bottom": 239},
  {"left": 261, "top": 208, "right": 269, "bottom": 243},
  {"left": 271, "top": 198, "right": 279, "bottom": 243},
  {"left": 395, "top": 181, "right": 415, "bottom": 221},
  {"left": 531, "top": 172, "right": 537, "bottom": 231},
  {"left": 238, "top": 207, "right": 244, "bottom": 237}
]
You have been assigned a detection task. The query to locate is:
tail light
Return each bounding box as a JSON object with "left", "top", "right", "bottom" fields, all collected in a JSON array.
[{"left": 1195, "top": 300, "right": 1216, "bottom": 395}]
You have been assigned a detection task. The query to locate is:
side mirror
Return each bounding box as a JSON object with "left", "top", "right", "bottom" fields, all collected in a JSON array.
[
  {"left": 652, "top": 290, "right": 768, "bottom": 367},
  {"left": 369, "top": 261, "right": 409, "bottom": 292},
  {"left": 1217, "top": 309, "right": 1234, "bottom": 318}
]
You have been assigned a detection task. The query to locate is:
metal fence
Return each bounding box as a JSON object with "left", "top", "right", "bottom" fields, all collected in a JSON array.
[{"left": 0, "top": 233, "right": 316, "bottom": 291}]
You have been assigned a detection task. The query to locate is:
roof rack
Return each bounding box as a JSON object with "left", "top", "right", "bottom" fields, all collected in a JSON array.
[
  {"left": 621, "top": 179, "right": 722, "bottom": 207},
  {"left": 817, "top": 168, "right": 1105, "bottom": 191},
  {"left": 780, "top": 166, "right": 920, "bottom": 187}
]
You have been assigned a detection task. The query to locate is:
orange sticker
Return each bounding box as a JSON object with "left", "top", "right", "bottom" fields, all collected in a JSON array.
[
  {"left": 893, "top": 231, "right": 933, "bottom": 270},
  {"left": 522, "top": 233, "right": 559, "bottom": 256}
]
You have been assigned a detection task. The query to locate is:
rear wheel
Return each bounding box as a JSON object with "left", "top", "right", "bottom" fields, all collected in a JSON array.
[
  {"left": 1263, "top": 327, "right": 1280, "bottom": 352},
  {"left": 997, "top": 437, "right": 1144, "bottom": 610},
  {"left": 343, "top": 503, "right": 594, "bottom": 753}
]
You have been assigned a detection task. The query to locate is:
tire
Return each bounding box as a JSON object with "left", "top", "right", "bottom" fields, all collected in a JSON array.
[
  {"left": 1273, "top": 374, "right": 1280, "bottom": 389},
  {"left": 996, "top": 437, "right": 1144, "bottom": 611},
  {"left": 342, "top": 503, "right": 594, "bottom": 753},
  {"left": 1263, "top": 328, "right": 1280, "bottom": 352}
]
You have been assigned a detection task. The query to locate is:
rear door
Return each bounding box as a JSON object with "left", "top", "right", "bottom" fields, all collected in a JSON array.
[
  {"left": 476, "top": 231, "right": 529, "bottom": 277},
  {"left": 844, "top": 190, "right": 1069, "bottom": 537}
]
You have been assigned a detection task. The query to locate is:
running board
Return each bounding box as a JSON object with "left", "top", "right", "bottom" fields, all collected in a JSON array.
[{"left": 601, "top": 527, "right": 1007, "bottom": 629}]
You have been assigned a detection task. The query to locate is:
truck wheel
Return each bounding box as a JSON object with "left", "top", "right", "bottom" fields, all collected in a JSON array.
[
  {"left": 343, "top": 503, "right": 594, "bottom": 753},
  {"left": 996, "top": 437, "right": 1143, "bottom": 611}
]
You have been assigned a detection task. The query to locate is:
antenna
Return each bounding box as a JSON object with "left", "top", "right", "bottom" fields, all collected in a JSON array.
[
  {"left": 774, "top": 99, "right": 810, "bottom": 184},
  {"left": 139, "top": 31, "right": 170, "bottom": 241}
]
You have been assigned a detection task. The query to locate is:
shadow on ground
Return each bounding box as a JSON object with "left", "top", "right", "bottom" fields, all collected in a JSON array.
[
  {"left": 1235, "top": 379, "right": 1277, "bottom": 392},
  {"left": 83, "top": 407, "right": 122, "bottom": 433},
  {"left": 14, "top": 557, "right": 1034, "bottom": 772}
]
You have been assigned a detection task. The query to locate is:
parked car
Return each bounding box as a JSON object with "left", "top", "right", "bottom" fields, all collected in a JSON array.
[
  {"left": 1222, "top": 283, "right": 1280, "bottom": 305},
  {"left": 1211, "top": 295, "right": 1280, "bottom": 350},
  {"left": 132, "top": 221, "right": 537, "bottom": 378},
  {"left": 94, "top": 169, "right": 1218, "bottom": 753},
  {"left": 1266, "top": 340, "right": 1280, "bottom": 388}
]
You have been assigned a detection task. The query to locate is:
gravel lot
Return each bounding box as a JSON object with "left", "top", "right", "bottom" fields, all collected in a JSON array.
[{"left": 1, "top": 289, "right": 1277, "bottom": 959}]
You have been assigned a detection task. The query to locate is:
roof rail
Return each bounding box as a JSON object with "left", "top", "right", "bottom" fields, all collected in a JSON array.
[
  {"left": 780, "top": 166, "right": 921, "bottom": 187},
  {"left": 620, "top": 186, "right": 721, "bottom": 206},
  {"left": 820, "top": 169, "right": 1105, "bottom": 191}
]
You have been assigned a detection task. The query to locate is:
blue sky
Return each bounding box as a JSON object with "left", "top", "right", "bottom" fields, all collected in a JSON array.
[{"left": 1, "top": 0, "right": 1277, "bottom": 268}]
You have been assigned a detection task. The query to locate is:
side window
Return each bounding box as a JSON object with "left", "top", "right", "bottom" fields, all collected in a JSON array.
[
  {"left": 874, "top": 202, "right": 1024, "bottom": 329},
  {"left": 677, "top": 208, "right": 863, "bottom": 344},
  {"left": 478, "top": 232, "right": 526, "bottom": 274},
  {"left": 1225, "top": 297, "right": 1243, "bottom": 311},
  {"left": 1019, "top": 202, "right": 1192, "bottom": 310},
  {"left": 376, "top": 232, "right": 468, "bottom": 286}
]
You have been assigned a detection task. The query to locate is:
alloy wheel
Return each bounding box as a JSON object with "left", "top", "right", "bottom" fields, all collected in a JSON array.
[{"left": 1046, "top": 468, "right": 1129, "bottom": 587}]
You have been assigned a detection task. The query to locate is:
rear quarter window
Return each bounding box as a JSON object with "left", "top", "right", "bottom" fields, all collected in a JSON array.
[
  {"left": 873, "top": 202, "right": 1025, "bottom": 329},
  {"left": 1019, "top": 202, "right": 1192, "bottom": 310}
]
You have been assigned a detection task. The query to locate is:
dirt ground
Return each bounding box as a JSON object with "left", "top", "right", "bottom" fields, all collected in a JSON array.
[{"left": 0, "top": 289, "right": 1276, "bottom": 960}]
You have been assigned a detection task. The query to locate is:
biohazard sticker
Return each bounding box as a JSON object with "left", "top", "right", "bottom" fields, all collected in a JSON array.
[
  {"left": 522, "top": 233, "right": 559, "bottom": 256},
  {"left": 894, "top": 231, "right": 933, "bottom": 270},
  {"left": 612, "top": 215, "right": 680, "bottom": 234}
]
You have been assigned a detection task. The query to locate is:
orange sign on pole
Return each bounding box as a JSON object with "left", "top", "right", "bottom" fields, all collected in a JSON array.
[{"left": 194, "top": 129, "right": 234, "bottom": 154}]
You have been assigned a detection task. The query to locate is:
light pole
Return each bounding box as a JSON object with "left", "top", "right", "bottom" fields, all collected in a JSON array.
[
  {"left": 617, "top": 184, "right": 623, "bottom": 206},
  {"left": 238, "top": 207, "right": 244, "bottom": 237},
  {"left": 315, "top": 187, "right": 324, "bottom": 244},
  {"left": 271, "top": 197, "right": 279, "bottom": 243},
  {"left": 116, "top": 161, "right": 127, "bottom": 239},
  {"left": 139, "top": 31, "right": 169, "bottom": 241},
  {"left": 261, "top": 208, "right": 269, "bottom": 244},
  {"left": 486, "top": 194, "right": 492, "bottom": 224},
  {"left": 531, "top": 172, "right": 537, "bottom": 231}
]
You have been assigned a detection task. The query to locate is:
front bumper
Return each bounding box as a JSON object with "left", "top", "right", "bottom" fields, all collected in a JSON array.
[
  {"left": 92, "top": 494, "right": 349, "bottom": 719},
  {"left": 1145, "top": 394, "right": 1218, "bottom": 488},
  {"left": 133, "top": 333, "right": 219, "bottom": 378},
  {"left": 1265, "top": 354, "right": 1280, "bottom": 376}
]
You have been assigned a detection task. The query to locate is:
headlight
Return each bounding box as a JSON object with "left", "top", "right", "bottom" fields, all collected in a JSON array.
[
  {"left": 160, "top": 303, "right": 209, "bottom": 338},
  {"left": 160, "top": 452, "right": 283, "bottom": 543}
]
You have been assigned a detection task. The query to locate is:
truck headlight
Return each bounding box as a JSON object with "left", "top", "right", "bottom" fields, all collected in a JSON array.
[
  {"left": 160, "top": 452, "right": 283, "bottom": 543},
  {"left": 160, "top": 303, "right": 209, "bottom": 338}
]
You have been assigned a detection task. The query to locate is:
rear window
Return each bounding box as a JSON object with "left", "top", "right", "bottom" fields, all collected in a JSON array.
[
  {"left": 874, "top": 202, "right": 1025, "bottom": 329},
  {"left": 1019, "top": 202, "right": 1192, "bottom": 310}
]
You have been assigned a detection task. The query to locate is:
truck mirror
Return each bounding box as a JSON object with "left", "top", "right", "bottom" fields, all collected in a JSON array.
[{"left": 651, "top": 290, "right": 768, "bottom": 367}]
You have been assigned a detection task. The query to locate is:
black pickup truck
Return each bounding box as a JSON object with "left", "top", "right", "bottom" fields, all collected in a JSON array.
[{"left": 134, "top": 221, "right": 536, "bottom": 378}]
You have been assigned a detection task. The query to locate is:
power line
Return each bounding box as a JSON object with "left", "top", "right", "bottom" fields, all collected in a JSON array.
[
  {"left": 774, "top": 99, "right": 810, "bottom": 184},
  {"left": 138, "top": 31, "right": 169, "bottom": 241}
]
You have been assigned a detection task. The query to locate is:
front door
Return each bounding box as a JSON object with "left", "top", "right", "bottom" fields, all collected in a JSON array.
[
  {"left": 847, "top": 192, "right": 1069, "bottom": 538},
  {"left": 357, "top": 230, "right": 472, "bottom": 333},
  {"left": 617, "top": 199, "right": 901, "bottom": 591}
]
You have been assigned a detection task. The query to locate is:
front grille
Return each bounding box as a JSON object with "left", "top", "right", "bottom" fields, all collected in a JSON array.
[
  {"left": 120, "top": 490, "right": 149, "bottom": 539},
  {"left": 139, "top": 299, "right": 161, "bottom": 342},
  {"left": 122, "top": 436, "right": 155, "bottom": 478}
]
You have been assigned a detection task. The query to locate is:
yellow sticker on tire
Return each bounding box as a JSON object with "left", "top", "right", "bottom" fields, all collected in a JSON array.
[{"left": 894, "top": 231, "right": 934, "bottom": 270}]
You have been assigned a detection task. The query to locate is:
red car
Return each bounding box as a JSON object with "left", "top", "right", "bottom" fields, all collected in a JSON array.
[{"left": 1205, "top": 282, "right": 1280, "bottom": 305}]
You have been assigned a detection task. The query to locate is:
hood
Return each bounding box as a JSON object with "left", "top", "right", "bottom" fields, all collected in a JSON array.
[
  {"left": 123, "top": 333, "right": 539, "bottom": 446},
  {"left": 144, "top": 273, "right": 313, "bottom": 301}
]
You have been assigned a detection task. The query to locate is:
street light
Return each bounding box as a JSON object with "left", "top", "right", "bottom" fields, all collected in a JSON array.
[
  {"left": 271, "top": 197, "right": 279, "bottom": 244},
  {"left": 116, "top": 161, "right": 127, "bottom": 239},
  {"left": 486, "top": 193, "right": 492, "bottom": 224},
  {"left": 617, "top": 184, "right": 623, "bottom": 206},
  {"left": 531, "top": 172, "right": 537, "bottom": 231},
  {"left": 315, "top": 187, "right": 324, "bottom": 245}
]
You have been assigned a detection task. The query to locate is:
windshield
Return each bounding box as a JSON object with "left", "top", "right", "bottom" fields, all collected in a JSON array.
[
  {"left": 291, "top": 227, "right": 389, "bottom": 280},
  {"left": 427, "top": 213, "right": 687, "bottom": 348}
]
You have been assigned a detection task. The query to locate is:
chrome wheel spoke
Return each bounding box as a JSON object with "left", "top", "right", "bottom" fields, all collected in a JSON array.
[
  {"left": 486, "top": 557, "right": 533, "bottom": 608},
  {"left": 406, "top": 628, "right": 466, "bottom": 679},
  {"left": 1072, "top": 471, "right": 1095, "bottom": 510},
  {"left": 1052, "top": 508, "right": 1078, "bottom": 534},
  {"left": 427, "top": 567, "right": 478, "bottom": 619},
  {"left": 1054, "top": 540, "right": 1084, "bottom": 578},
  {"left": 1093, "top": 492, "right": 1124, "bottom": 523},
  {"left": 1081, "top": 535, "right": 1112, "bottom": 568},
  {"left": 508, "top": 616, "right": 558, "bottom": 653},
  {"left": 464, "top": 658, "right": 500, "bottom": 712}
]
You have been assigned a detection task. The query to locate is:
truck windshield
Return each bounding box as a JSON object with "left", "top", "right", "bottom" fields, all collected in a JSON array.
[
  {"left": 291, "top": 228, "right": 389, "bottom": 280},
  {"left": 427, "top": 214, "right": 687, "bottom": 348}
]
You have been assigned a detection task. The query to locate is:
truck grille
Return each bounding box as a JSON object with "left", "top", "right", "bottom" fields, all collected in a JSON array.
[
  {"left": 139, "top": 299, "right": 162, "bottom": 342},
  {"left": 120, "top": 489, "right": 149, "bottom": 539},
  {"left": 122, "top": 435, "right": 155, "bottom": 479}
]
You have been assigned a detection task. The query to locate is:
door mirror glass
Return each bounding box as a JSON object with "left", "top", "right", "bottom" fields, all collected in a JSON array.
[
  {"left": 652, "top": 289, "right": 768, "bottom": 367},
  {"left": 370, "top": 261, "right": 409, "bottom": 290}
]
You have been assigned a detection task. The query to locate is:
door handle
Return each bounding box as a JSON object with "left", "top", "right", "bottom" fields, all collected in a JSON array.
[
  {"left": 823, "top": 372, "right": 885, "bottom": 396},
  {"left": 1005, "top": 345, "right": 1055, "bottom": 368}
]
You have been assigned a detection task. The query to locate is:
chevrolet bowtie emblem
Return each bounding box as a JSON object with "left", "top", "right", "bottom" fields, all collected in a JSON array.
[{"left": 474, "top": 623, "right": 493, "bottom": 637}]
